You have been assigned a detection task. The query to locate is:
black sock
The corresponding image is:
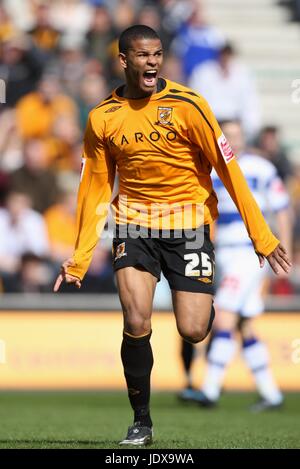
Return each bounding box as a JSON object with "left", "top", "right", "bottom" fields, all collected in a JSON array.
[
  {"left": 121, "top": 331, "right": 153, "bottom": 427},
  {"left": 181, "top": 339, "right": 195, "bottom": 387}
]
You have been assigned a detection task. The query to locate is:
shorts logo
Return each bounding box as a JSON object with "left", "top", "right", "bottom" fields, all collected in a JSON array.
[
  {"left": 157, "top": 107, "right": 173, "bottom": 125},
  {"left": 197, "top": 277, "right": 212, "bottom": 283},
  {"left": 114, "top": 242, "right": 127, "bottom": 261},
  {"left": 217, "top": 133, "right": 235, "bottom": 164},
  {"left": 105, "top": 105, "right": 122, "bottom": 113}
]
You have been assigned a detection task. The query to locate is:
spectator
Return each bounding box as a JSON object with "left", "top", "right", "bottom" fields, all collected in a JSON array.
[
  {"left": 189, "top": 43, "right": 261, "bottom": 142},
  {"left": 112, "top": 0, "right": 135, "bottom": 34},
  {"left": 136, "top": 4, "right": 173, "bottom": 52},
  {"left": 82, "top": 245, "right": 117, "bottom": 293},
  {"left": 16, "top": 73, "right": 77, "bottom": 140},
  {"left": 27, "top": 2, "right": 62, "bottom": 56},
  {"left": 85, "top": 4, "right": 117, "bottom": 69},
  {"left": 170, "top": 0, "right": 225, "bottom": 79},
  {"left": 160, "top": 54, "right": 184, "bottom": 85},
  {"left": 0, "top": 2, "right": 15, "bottom": 42},
  {"left": 49, "top": 0, "right": 92, "bottom": 36},
  {"left": 0, "top": 33, "right": 45, "bottom": 106},
  {"left": 257, "top": 126, "right": 293, "bottom": 182},
  {"left": 44, "top": 188, "right": 77, "bottom": 264},
  {"left": 0, "top": 191, "right": 49, "bottom": 277},
  {"left": 0, "top": 109, "right": 23, "bottom": 172},
  {"left": 2, "top": 252, "right": 53, "bottom": 293},
  {"left": 56, "top": 33, "right": 88, "bottom": 97},
  {"left": 76, "top": 72, "right": 108, "bottom": 132},
  {"left": 49, "top": 114, "right": 81, "bottom": 171},
  {"left": 10, "top": 138, "right": 58, "bottom": 213}
]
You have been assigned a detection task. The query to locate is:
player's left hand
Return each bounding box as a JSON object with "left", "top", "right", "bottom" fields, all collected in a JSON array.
[
  {"left": 53, "top": 258, "right": 82, "bottom": 292},
  {"left": 257, "top": 243, "right": 292, "bottom": 275}
]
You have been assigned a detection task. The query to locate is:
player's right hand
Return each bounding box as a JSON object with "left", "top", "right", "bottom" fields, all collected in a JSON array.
[{"left": 53, "top": 258, "right": 81, "bottom": 292}]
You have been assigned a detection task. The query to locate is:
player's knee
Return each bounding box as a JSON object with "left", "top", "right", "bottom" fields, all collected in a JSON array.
[
  {"left": 178, "top": 324, "right": 208, "bottom": 344},
  {"left": 123, "top": 307, "right": 151, "bottom": 336},
  {"left": 178, "top": 306, "right": 215, "bottom": 344}
]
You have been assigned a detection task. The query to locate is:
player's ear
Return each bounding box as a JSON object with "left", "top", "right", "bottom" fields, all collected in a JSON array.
[{"left": 119, "top": 53, "right": 127, "bottom": 69}]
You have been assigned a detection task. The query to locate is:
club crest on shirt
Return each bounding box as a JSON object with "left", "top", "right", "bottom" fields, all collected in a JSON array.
[
  {"left": 157, "top": 106, "right": 173, "bottom": 125},
  {"left": 114, "top": 242, "right": 127, "bottom": 261}
]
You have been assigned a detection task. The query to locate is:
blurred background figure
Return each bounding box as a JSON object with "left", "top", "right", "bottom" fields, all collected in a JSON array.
[
  {"left": 49, "top": 0, "right": 92, "bottom": 36},
  {"left": 76, "top": 72, "right": 108, "bottom": 131},
  {"left": 56, "top": 33, "right": 88, "bottom": 97},
  {"left": 10, "top": 138, "right": 58, "bottom": 213},
  {"left": 279, "top": 0, "right": 300, "bottom": 21},
  {"left": 178, "top": 120, "right": 293, "bottom": 411},
  {"left": 0, "top": 191, "right": 49, "bottom": 279},
  {"left": 160, "top": 54, "right": 184, "bottom": 85},
  {"left": 0, "top": 2, "right": 15, "bottom": 42},
  {"left": 3, "top": 252, "right": 53, "bottom": 293},
  {"left": 27, "top": 2, "right": 62, "bottom": 58},
  {"left": 256, "top": 126, "right": 294, "bottom": 183},
  {"left": 170, "top": 0, "right": 226, "bottom": 80},
  {"left": 136, "top": 3, "right": 173, "bottom": 52},
  {"left": 16, "top": 73, "right": 77, "bottom": 141},
  {"left": 44, "top": 186, "right": 77, "bottom": 265},
  {"left": 0, "top": 109, "right": 23, "bottom": 173},
  {"left": 85, "top": 3, "right": 117, "bottom": 70},
  {"left": 189, "top": 42, "right": 261, "bottom": 142},
  {"left": 0, "top": 32, "right": 45, "bottom": 107}
]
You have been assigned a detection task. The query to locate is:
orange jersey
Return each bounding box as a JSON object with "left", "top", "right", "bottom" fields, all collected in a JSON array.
[{"left": 68, "top": 78, "right": 279, "bottom": 279}]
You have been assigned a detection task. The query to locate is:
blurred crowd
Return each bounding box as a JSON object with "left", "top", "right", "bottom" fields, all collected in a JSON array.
[
  {"left": 279, "top": 0, "right": 300, "bottom": 21},
  {"left": 0, "top": 0, "right": 299, "bottom": 294}
]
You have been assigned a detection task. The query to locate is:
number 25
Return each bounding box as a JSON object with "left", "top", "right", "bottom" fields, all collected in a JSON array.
[{"left": 184, "top": 253, "right": 213, "bottom": 277}]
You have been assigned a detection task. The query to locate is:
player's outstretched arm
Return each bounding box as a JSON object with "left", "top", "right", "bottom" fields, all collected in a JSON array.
[
  {"left": 257, "top": 243, "right": 292, "bottom": 275},
  {"left": 53, "top": 258, "right": 82, "bottom": 292}
]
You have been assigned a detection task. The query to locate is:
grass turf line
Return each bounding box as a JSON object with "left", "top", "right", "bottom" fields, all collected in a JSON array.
[{"left": 0, "top": 391, "right": 299, "bottom": 449}]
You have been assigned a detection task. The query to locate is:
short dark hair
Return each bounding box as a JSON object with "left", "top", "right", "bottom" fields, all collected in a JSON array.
[
  {"left": 119, "top": 25, "right": 160, "bottom": 54},
  {"left": 260, "top": 125, "right": 279, "bottom": 135},
  {"left": 220, "top": 42, "right": 235, "bottom": 56},
  {"left": 218, "top": 119, "right": 241, "bottom": 128}
]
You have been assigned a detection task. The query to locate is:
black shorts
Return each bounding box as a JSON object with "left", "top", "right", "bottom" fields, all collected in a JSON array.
[{"left": 112, "top": 225, "right": 215, "bottom": 294}]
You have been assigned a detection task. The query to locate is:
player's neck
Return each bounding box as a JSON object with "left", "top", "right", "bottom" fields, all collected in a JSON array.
[{"left": 123, "top": 84, "right": 157, "bottom": 100}]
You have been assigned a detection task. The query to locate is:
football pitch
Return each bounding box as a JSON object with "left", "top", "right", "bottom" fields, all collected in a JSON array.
[{"left": 0, "top": 391, "right": 299, "bottom": 449}]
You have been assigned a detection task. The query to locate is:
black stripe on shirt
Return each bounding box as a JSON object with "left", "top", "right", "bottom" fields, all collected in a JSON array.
[{"left": 157, "top": 94, "right": 214, "bottom": 132}]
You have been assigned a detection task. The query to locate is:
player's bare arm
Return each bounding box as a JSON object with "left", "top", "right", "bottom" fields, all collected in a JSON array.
[
  {"left": 257, "top": 243, "right": 292, "bottom": 275},
  {"left": 53, "top": 258, "right": 81, "bottom": 292}
]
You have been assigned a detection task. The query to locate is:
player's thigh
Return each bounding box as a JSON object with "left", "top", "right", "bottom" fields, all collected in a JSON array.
[
  {"left": 172, "top": 290, "right": 214, "bottom": 342},
  {"left": 116, "top": 266, "right": 157, "bottom": 334},
  {"left": 113, "top": 228, "right": 160, "bottom": 334},
  {"left": 159, "top": 225, "right": 215, "bottom": 341},
  {"left": 160, "top": 225, "right": 215, "bottom": 296}
]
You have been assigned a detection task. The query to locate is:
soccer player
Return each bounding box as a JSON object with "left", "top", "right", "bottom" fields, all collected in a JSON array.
[
  {"left": 182, "top": 120, "right": 292, "bottom": 410},
  {"left": 53, "top": 25, "right": 291, "bottom": 445}
]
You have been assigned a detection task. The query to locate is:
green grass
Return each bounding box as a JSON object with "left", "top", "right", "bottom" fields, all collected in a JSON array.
[{"left": 0, "top": 391, "right": 299, "bottom": 449}]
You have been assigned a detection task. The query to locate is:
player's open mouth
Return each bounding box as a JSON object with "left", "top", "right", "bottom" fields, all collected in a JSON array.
[{"left": 143, "top": 70, "right": 157, "bottom": 87}]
